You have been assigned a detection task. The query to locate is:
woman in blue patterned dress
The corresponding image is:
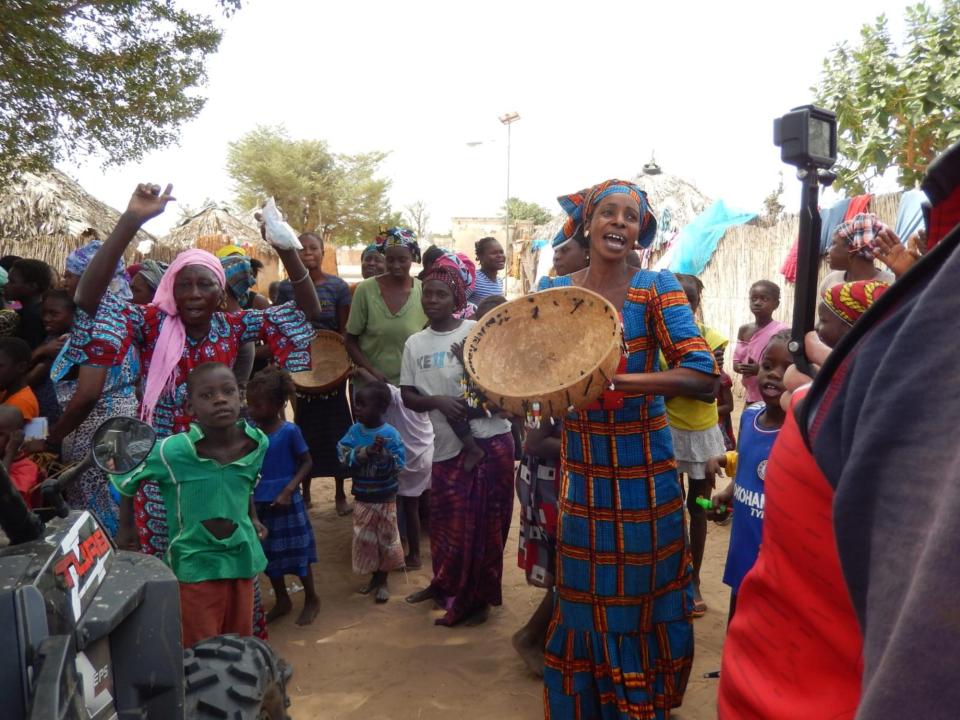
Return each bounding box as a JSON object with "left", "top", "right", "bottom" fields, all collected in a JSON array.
[{"left": 539, "top": 180, "right": 717, "bottom": 720}]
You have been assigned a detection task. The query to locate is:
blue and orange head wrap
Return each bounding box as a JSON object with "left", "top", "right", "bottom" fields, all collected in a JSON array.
[
  {"left": 422, "top": 252, "right": 471, "bottom": 312},
  {"left": 66, "top": 239, "right": 131, "bottom": 299},
  {"left": 220, "top": 255, "right": 254, "bottom": 306},
  {"left": 376, "top": 227, "right": 421, "bottom": 263},
  {"left": 552, "top": 179, "right": 657, "bottom": 250}
]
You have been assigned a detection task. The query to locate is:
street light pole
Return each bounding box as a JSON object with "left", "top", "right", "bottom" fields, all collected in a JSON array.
[{"left": 499, "top": 111, "right": 520, "bottom": 292}]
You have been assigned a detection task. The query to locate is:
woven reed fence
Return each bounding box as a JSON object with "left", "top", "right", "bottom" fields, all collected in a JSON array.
[
  {"left": 1, "top": 235, "right": 180, "bottom": 281},
  {"left": 694, "top": 191, "right": 901, "bottom": 395}
]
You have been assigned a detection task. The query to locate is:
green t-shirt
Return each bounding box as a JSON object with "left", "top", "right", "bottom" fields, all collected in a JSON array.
[
  {"left": 346, "top": 276, "right": 428, "bottom": 385},
  {"left": 111, "top": 422, "right": 268, "bottom": 583}
]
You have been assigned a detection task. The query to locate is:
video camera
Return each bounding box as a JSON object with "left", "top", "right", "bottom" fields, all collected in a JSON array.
[{"left": 773, "top": 104, "right": 838, "bottom": 373}]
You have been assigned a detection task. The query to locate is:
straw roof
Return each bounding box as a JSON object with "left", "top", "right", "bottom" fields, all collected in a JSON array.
[
  {"left": 0, "top": 168, "right": 177, "bottom": 271},
  {"left": 631, "top": 165, "right": 712, "bottom": 242},
  {"left": 0, "top": 168, "right": 156, "bottom": 245},
  {"left": 163, "top": 203, "right": 268, "bottom": 252}
]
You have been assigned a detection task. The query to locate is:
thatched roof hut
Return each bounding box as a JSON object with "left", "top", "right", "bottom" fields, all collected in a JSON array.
[
  {"left": 632, "top": 164, "right": 711, "bottom": 248},
  {"left": 164, "top": 204, "right": 265, "bottom": 253},
  {"left": 0, "top": 168, "right": 170, "bottom": 274},
  {"left": 161, "top": 204, "right": 284, "bottom": 290},
  {"left": 161, "top": 204, "right": 341, "bottom": 285}
]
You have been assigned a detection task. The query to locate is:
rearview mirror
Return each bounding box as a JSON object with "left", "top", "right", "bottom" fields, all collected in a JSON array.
[{"left": 92, "top": 417, "right": 157, "bottom": 474}]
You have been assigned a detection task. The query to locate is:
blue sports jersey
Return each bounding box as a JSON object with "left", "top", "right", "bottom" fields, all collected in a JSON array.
[{"left": 722, "top": 403, "right": 780, "bottom": 593}]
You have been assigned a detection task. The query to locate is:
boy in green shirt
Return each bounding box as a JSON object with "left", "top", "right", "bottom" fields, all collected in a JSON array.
[{"left": 112, "top": 362, "right": 269, "bottom": 647}]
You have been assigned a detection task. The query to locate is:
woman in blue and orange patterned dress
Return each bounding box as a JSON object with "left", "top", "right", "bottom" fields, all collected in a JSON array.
[{"left": 538, "top": 180, "right": 717, "bottom": 719}]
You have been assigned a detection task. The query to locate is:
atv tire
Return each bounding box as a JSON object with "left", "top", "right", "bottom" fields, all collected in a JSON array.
[{"left": 183, "top": 634, "right": 291, "bottom": 719}]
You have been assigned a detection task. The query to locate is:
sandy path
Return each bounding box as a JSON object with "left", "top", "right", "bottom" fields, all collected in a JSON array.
[{"left": 267, "top": 482, "right": 731, "bottom": 720}]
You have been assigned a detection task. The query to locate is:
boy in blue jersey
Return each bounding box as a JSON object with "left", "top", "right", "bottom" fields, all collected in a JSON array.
[{"left": 707, "top": 331, "right": 792, "bottom": 623}]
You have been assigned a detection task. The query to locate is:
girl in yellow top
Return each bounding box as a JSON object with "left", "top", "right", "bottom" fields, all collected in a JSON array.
[{"left": 662, "top": 274, "right": 727, "bottom": 617}]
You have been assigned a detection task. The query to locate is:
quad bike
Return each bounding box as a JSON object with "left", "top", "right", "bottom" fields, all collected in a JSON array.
[{"left": 0, "top": 417, "right": 292, "bottom": 719}]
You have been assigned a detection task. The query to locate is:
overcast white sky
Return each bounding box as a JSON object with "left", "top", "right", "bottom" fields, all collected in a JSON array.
[{"left": 63, "top": 0, "right": 920, "bottom": 238}]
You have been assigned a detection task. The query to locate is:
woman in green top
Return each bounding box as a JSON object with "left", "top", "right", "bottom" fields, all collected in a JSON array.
[{"left": 345, "top": 228, "right": 427, "bottom": 385}]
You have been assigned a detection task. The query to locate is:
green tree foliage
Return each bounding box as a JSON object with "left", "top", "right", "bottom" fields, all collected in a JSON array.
[
  {"left": 503, "top": 197, "right": 552, "bottom": 225},
  {"left": 0, "top": 0, "right": 240, "bottom": 187},
  {"left": 226, "top": 125, "right": 397, "bottom": 246},
  {"left": 814, "top": 1, "right": 960, "bottom": 194}
]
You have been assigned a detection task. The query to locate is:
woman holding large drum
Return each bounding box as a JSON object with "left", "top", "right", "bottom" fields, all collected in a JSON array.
[
  {"left": 538, "top": 180, "right": 717, "bottom": 719},
  {"left": 275, "top": 232, "right": 354, "bottom": 513},
  {"left": 400, "top": 256, "right": 515, "bottom": 626}
]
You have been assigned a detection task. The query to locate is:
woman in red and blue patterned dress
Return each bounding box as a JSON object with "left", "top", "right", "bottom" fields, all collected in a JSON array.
[
  {"left": 539, "top": 180, "right": 717, "bottom": 720},
  {"left": 72, "top": 183, "right": 323, "bottom": 637}
]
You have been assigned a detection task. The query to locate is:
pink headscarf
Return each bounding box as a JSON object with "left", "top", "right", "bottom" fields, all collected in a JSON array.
[{"left": 141, "top": 249, "right": 226, "bottom": 425}]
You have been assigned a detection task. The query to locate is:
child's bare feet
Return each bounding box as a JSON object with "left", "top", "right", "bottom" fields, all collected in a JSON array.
[
  {"left": 296, "top": 595, "right": 320, "bottom": 625},
  {"left": 266, "top": 596, "right": 292, "bottom": 623},
  {"left": 463, "top": 444, "right": 485, "bottom": 473},
  {"left": 335, "top": 496, "right": 353, "bottom": 516},
  {"left": 375, "top": 585, "right": 390, "bottom": 604},
  {"left": 404, "top": 553, "right": 422, "bottom": 570},
  {"left": 511, "top": 628, "right": 545, "bottom": 677}
]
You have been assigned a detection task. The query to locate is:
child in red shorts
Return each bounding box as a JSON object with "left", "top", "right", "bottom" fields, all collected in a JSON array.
[{"left": 112, "top": 362, "right": 268, "bottom": 646}]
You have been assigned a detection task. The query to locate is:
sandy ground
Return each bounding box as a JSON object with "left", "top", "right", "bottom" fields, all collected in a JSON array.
[{"left": 266, "top": 482, "right": 732, "bottom": 720}]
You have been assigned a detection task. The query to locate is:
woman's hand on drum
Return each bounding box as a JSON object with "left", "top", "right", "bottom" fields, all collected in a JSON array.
[{"left": 434, "top": 396, "right": 468, "bottom": 423}]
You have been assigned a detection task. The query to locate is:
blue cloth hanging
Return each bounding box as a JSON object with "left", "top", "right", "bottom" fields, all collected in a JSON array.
[
  {"left": 669, "top": 200, "right": 757, "bottom": 276},
  {"left": 894, "top": 189, "right": 927, "bottom": 244},
  {"left": 819, "top": 198, "right": 851, "bottom": 253}
]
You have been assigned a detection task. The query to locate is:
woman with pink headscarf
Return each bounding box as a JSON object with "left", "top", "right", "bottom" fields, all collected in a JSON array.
[{"left": 73, "top": 184, "right": 323, "bottom": 555}]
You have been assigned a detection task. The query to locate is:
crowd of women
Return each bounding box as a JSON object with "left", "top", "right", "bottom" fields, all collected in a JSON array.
[{"left": 0, "top": 159, "right": 945, "bottom": 719}]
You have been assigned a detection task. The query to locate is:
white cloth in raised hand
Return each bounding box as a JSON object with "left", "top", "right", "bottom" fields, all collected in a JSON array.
[{"left": 260, "top": 198, "right": 302, "bottom": 250}]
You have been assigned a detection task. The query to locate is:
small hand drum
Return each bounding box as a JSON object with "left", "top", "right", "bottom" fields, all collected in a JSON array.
[
  {"left": 463, "top": 286, "right": 622, "bottom": 418},
  {"left": 292, "top": 330, "right": 352, "bottom": 394}
]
